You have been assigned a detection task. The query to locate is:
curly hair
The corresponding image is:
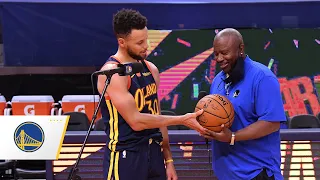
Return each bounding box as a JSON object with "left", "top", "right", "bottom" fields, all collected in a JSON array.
[{"left": 113, "top": 8, "right": 147, "bottom": 38}]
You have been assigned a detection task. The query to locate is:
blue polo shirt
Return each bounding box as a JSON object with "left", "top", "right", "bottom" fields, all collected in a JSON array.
[{"left": 210, "top": 56, "right": 286, "bottom": 180}]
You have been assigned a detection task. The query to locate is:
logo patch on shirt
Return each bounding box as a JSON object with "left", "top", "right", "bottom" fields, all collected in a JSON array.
[{"left": 233, "top": 90, "right": 240, "bottom": 97}]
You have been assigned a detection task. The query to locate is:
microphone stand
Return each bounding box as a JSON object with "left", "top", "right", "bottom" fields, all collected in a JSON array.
[{"left": 67, "top": 74, "right": 112, "bottom": 180}]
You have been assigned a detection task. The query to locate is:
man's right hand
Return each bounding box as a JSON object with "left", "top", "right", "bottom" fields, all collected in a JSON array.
[{"left": 182, "top": 109, "right": 206, "bottom": 134}]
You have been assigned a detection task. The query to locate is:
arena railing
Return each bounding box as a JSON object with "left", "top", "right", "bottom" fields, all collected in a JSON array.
[{"left": 46, "top": 129, "right": 320, "bottom": 180}]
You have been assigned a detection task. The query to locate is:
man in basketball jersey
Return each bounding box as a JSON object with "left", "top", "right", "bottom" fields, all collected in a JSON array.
[
  {"left": 97, "top": 9, "right": 206, "bottom": 180},
  {"left": 201, "top": 28, "right": 286, "bottom": 180}
]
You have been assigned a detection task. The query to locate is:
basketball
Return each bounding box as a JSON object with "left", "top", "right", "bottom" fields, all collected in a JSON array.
[{"left": 194, "top": 94, "right": 235, "bottom": 132}]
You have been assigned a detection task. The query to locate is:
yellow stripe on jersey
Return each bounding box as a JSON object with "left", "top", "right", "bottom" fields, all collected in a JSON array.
[
  {"left": 106, "top": 100, "right": 114, "bottom": 150},
  {"left": 111, "top": 104, "right": 119, "bottom": 151},
  {"left": 106, "top": 100, "right": 120, "bottom": 180},
  {"left": 107, "top": 151, "right": 115, "bottom": 180},
  {"left": 114, "top": 151, "right": 120, "bottom": 180}
]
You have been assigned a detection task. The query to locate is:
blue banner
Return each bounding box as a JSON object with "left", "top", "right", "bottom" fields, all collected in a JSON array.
[{"left": 0, "top": 1, "right": 319, "bottom": 66}]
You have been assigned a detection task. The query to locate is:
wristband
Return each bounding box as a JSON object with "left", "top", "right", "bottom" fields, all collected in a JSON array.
[
  {"left": 230, "top": 132, "right": 235, "bottom": 145},
  {"left": 165, "top": 159, "right": 174, "bottom": 163}
]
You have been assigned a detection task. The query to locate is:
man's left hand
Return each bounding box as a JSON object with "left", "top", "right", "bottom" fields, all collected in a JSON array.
[
  {"left": 201, "top": 124, "right": 232, "bottom": 143},
  {"left": 166, "top": 162, "right": 178, "bottom": 180}
]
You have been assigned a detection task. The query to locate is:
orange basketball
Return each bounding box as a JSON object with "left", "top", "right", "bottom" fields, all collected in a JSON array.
[{"left": 194, "top": 94, "right": 235, "bottom": 132}]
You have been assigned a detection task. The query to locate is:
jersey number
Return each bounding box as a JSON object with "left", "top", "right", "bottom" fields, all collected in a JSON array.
[{"left": 134, "top": 89, "right": 159, "bottom": 115}]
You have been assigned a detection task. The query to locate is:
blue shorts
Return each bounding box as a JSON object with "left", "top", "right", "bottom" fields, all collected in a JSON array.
[{"left": 103, "top": 139, "right": 166, "bottom": 180}]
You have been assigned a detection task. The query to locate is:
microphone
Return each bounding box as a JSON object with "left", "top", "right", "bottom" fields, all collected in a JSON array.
[
  {"left": 198, "top": 91, "right": 209, "bottom": 101},
  {"left": 93, "top": 62, "right": 143, "bottom": 76}
]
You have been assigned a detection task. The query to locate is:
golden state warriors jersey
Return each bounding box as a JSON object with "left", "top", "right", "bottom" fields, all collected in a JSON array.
[{"left": 100, "top": 56, "right": 162, "bottom": 152}]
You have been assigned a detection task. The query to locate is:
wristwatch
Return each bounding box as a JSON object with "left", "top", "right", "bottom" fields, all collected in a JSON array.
[{"left": 230, "top": 132, "right": 235, "bottom": 145}]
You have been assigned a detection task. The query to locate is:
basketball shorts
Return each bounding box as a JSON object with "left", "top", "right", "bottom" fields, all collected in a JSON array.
[{"left": 103, "top": 139, "right": 166, "bottom": 180}]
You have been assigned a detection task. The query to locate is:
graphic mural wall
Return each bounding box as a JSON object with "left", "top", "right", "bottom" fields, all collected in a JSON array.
[{"left": 146, "top": 29, "right": 320, "bottom": 119}]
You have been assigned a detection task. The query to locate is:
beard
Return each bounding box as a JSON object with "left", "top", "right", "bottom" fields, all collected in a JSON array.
[{"left": 127, "top": 48, "right": 146, "bottom": 61}]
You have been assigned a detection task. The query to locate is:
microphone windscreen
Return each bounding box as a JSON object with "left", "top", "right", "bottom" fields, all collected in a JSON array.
[
  {"left": 130, "top": 62, "right": 144, "bottom": 74},
  {"left": 198, "top": 91, "right": 208, "bottom": 101},
  {"left": 123, "top": 62, "right": 143, "bottom": 75}
]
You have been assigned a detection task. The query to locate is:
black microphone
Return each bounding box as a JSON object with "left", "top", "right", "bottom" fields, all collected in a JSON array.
[
  {"left": 93, "top": 62, "right": 143, "bottom": 76},
  {"left": 198, "top": 91, "right": 209, "bottom": 101}
]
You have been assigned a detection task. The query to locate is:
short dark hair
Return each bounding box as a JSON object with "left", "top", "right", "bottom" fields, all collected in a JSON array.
[{"left": 113, "top": 8, "right": 147, "bottom": 38}]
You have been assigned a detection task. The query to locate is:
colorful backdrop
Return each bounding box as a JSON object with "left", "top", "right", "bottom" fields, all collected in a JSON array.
[{"left": 146, "top": 29, "right": 320, "bottom": 118}]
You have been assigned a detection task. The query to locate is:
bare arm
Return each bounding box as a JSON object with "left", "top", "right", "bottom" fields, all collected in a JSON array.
[
  {"left": 149, "top": 61, "right": 177, "bottom": 179},
  {"left": 234, "top": 121, "right": 279, "bottom": 141},
  {"left": 148, "top": 61, "right": 174, "bottom": 161},
  {"left": 235, "top": 76, "right": 284, "bottom": 141},
  {"left": 97, "top": 62, "right": 205, "bottom": 133},
  {"left": 202, "top": 120, "right": 280, "bottom": 143}
]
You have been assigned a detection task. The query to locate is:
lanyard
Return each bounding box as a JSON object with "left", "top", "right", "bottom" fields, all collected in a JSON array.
[{"left": 225, "top": 82, "right": 231, "bottom": 96}]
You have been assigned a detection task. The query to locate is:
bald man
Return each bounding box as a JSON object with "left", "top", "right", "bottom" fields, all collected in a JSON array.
[{"left": 201, "top": 28, "right": 286, "bottom": 180}]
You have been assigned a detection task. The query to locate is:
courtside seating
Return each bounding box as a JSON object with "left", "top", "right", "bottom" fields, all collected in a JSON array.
[
  {"left": 58, "top": 95, "right": 101, "bottom": 122},
  {"left": 8, "top": 95, "right": 55, "bottom": 115},
  {"left": 0, "top": 95, "right": 8, "bottom": 115},
  {"left": 288, "top": 114, "right": 320, "bottom": 128}
]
